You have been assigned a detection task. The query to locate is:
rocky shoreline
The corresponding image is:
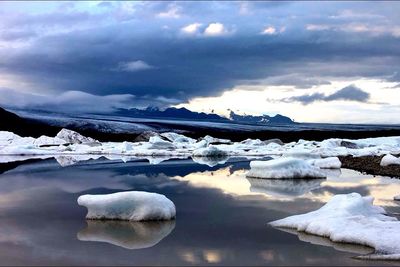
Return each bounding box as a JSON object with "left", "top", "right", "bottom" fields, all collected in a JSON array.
[{"left": 339, "top": 155, "right": 400, "bottom": 179}]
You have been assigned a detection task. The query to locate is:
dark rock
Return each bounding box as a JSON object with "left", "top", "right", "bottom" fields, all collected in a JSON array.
[
  {"left": 340, "top": 141, "right": 358, "bottom": 149},
  {"left": 133, "top": 131, "right": 159, "bottom": 142}
]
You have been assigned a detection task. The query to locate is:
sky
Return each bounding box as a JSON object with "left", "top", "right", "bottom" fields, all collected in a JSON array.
[{"left": 0, "top": 1, "right": 400, "bottom": 123}]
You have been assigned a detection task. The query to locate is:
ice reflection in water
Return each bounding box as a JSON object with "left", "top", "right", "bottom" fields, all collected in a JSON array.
[
  {"left": 246, "top": 178, "right": 324, "bottom": 197},
  {"left": 278, "top": 228, "right": 375, "bottom": 255},
  {"left": 78, "top": 220, "right": 175, "bottom": 249}
]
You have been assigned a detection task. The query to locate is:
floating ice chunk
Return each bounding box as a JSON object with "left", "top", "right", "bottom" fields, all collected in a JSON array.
[
  {"left": 263, "top": 138, "right": 284, "bottom": 146},
  {"left": 56, "top": 129, "right": 97, "bottom": 144},
  {"left": 0, "top": 131, "right": 21, "bottom": 145},
  {"left": 240, "top": 139, "right": 264, "bottom": 146},
  {"left": 246, "top": 157, "right": 326, "bottom": 179},
  {"left": 192, "top": 145, "right": 228, "bottom": 158},
  {"left": 160, "top": 132, "right": 196, "bottom": 144},
  {"left": 380, "top": 154, "right": 400, "bottom": 167},
  {"left": 77, "top": 220, "right": 175, "bottom": 249},
  {"left": 394, "top": 195, "right": 400, "bottom": 201},
  {"left": 202, "top": 135, "right": 232, "bottom": 145},
  {"left": 246, "top": 177, "right": 323, "bottom": 197},
  {"left": 33, "top": 135, "right": 66, "bottom": 146},
  {"left": 283, "top": 149, "right": 320, "bottom": 159},
  {"left": 148, "top": 136, "right": 175, "bottom": 150},
  {"left": 308, "top": 157, "right": 341, "bottom": 169},
  {"left": 77, "top": 191, "right": 176, "bottom": 221},
  {"left": 191, "top": 154, "right": 228, "bottom": 167},
  {"left": 270, "top": 193, "right": 400, "bottom": 260}
]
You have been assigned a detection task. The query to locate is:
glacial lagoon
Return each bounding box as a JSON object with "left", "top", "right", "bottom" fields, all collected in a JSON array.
[{"left": 0, "top": 157, "right": 399, "bottom": 265}]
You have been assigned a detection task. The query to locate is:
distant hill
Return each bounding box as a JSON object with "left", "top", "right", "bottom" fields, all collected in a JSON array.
[
  {"left": 115, "top": 107, "right": 226, "bottom": 121},
  {"left": 115, "top": 107, "right": 295, "bottom": 124},
  {"left": 0, "top": 107, "right": 60, "bottom": 137},
  {"left": 229, "top": 111, "right": 294, "bottom": 124}
]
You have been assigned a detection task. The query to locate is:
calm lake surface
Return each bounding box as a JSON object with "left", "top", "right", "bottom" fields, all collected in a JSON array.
[{"left": 0, "top": 157, "right": 399, "bottom": 266}]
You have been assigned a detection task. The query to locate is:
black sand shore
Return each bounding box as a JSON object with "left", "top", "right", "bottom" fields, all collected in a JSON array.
[{"left": 339, "top": 155, "right": 400, "bottom": 179}]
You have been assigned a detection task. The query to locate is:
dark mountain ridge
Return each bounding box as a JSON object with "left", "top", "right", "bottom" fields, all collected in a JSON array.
[{"left": 115, "top": 107, "right": 295, "bottom": 124}]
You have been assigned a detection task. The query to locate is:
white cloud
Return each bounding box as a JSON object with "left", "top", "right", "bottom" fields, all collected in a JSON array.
[
  {"left": 113, "top": 60, "right": 154, "bottom": 72},
  {"left": 157, "top": 4, "right": 181, "bottom": 19},
  {"left": 306, "top": 24, "right": 332, "bottom": 31},
  {"left": 239, "top": 2, "right": 251, "bottom": 15},
  {"left": 0, "top": 89, "right": 135, "bottom": 113},
  {"left": 181, "top": 23, "right": 202, "bottom": 35},
  {"left": 261, "top": 26, "right": 277, "bottom": 35},
  {"left": 306, "top": 23, "right": 400, "bottom": 38},
  {"left": 204, "top": 23, "right": 229, "bottom": 37}
]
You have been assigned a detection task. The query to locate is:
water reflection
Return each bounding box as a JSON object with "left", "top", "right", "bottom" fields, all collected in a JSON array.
[
  {"left": 191, "top": 155, "right": 229, "bottom": 167},
  {"left": 78, "top": 220, "right": 175, "bottom": 249},
  {"left": 277, "top": 228, "right": 375, "bottom": 255},
  {"left": 246, "top": 178, "right": 324, "bottom": 197}
]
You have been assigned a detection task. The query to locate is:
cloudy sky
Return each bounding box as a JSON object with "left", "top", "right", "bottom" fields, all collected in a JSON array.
[{"left": 0, "top": 1, "right": 400, "bottom": 123}]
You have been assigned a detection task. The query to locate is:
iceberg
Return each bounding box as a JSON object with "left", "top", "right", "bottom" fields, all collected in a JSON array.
[
  {"left": 147, "top": 136, "right": 175, "bottom": 150},
  {"left": 56, "top": 129, "right": 97, "bottom": 144},
  {"left": 246, "top": 157, "right": 326, "bottom": 179},
  {"left": 77, "top": 220, "right": 175, "bottom": 249},
  {"left": 380, "top": 154, "right": 400, "bottom": 167},
  {"left": 191, "top": 154, "right": 228, "bottom": 167},
  {"left": 77, "top": 191, "right": 176, "bottom": 221},
  {"left": 308, "top": 157, "right": 342, "bottom": 169},
  {"left": 270, "top": 193, "right": 400, "bottom": 260}
]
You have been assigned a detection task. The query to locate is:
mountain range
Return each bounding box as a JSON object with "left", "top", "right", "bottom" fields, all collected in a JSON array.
[{"left": 114, "top": 107, "right": 294, "bottom": 124}]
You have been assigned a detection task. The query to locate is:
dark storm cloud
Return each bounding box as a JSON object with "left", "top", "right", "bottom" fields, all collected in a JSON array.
[
  {"left": 283, "top": 85, "right": 370, "bottom": 105},
  {"left": 0, "top": 1, "right": 399, "bottom": 111}
]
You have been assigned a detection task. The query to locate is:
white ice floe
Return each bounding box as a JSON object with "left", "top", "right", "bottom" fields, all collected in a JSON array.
[
  {"left": 380, "top": 154, "right": 400, "bottom": 167},
  {"left": 202, "top": 135, "right": 231, "bottom": 145},
  {"left": 283, "top": 149, "right": 320, "bottom": 159},
  {"left": 246, "top": 157, "right": 326, "bottom": 179},
  {"left": 160, "top": 132, "right": 196, "bottom": 145},
  {"left": 308, "top": 157, "right": 342, "bottom": 169},
  {"left": 270, "top": 193, "right": 400, "bottom": 260},
  {"left": 147, "top": 136, "right": 175, "bottom": 150},
  {"left": 191, "top": 155, "right": 228, "bottom": 167},
  {"left": 77, "top": 191, "right": 176, "bottom": 221},
  {"left": 56, "top": 128, "right": 97, "bottom": 144}
]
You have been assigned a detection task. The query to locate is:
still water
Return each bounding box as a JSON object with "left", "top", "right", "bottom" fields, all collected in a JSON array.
[{"left": 0, "top": 157, "right": 399, "bottom": 266}]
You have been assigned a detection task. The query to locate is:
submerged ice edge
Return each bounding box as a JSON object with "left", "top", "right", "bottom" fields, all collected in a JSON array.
[{"left": 0, "top": 128, "right": 400, "bottom": 166}]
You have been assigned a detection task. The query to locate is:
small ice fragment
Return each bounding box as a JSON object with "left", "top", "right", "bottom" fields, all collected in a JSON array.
[
  {"left": 380, "top": 154, "right": 400, "bottom": 167},
  {"left": 246, "top": 157, "right": 326, "bottom": 179}
]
